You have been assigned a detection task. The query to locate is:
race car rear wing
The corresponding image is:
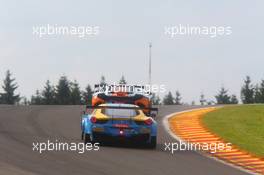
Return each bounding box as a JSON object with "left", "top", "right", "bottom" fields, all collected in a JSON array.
[
  {"left": 95, "top": 93, "right": 146, "bottom": 104},
  {"left": 86, "top": 105, "right": 158, "bottom": 111},
  {"left": 85, "top": 105, "right": 158, "bottom": 117}
]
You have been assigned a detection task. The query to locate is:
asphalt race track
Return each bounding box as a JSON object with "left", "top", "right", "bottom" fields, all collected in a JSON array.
[{"left": 0, "top": 105, "right": 250, "bottom": 175}]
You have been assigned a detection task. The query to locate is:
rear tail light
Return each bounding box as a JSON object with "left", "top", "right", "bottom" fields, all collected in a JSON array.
[
  {"left": 113, "top": 124, "right": 129, "bottom": 128},
  {"left": 144, "top": 118, "right": 153, "bottom": 125},
  {"left": 90, "top": 117, "right": 109, "bottom": 124},
  {"left": 90, "top": 116, "right": 97, "bottom": 123}
]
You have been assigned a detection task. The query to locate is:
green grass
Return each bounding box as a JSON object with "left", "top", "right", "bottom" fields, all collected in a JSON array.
[{"left": 203, "top": 105, "right": 264, "bottom": 157}]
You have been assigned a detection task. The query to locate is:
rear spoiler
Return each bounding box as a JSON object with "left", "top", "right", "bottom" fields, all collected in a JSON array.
[{"left": 86, "top": 105, "right": 158, "bottom": 112}]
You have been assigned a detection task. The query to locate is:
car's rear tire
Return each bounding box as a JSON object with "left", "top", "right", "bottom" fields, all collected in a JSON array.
[
  {"left": 149, "top": 136, "right": 157, "bottom": 149},
  {"left": 84, "top": 133, "right": 91, "bottom": 144}
]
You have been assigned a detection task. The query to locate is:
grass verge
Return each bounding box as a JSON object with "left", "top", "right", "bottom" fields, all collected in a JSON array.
[{"left": 203, "top": 105, "right": 264, "bottom": 157}]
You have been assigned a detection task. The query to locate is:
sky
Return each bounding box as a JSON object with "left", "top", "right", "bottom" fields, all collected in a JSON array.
[{"left": 0, "top": 0, "right": 264, "bottom": 104}]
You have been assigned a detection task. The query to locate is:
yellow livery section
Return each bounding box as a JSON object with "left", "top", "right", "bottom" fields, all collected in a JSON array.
[{"left": 93, "top": 108, "right": 149, "bottom": 121}]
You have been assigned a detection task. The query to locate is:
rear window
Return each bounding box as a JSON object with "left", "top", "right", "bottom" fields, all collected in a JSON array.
[{"left": 102, "top": 108, "right": 139, "bottom": 117}]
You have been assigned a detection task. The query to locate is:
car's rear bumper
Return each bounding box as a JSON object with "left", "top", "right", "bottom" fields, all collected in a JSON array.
[
  {"left": 90, "top": 123, "right": 155, "bottom": 143},
  {"left": 92, "top": 132, "right": 151, "bottom": 143},
  {"left": 92, "top": 124, "right": 151, "bottom": 134}
]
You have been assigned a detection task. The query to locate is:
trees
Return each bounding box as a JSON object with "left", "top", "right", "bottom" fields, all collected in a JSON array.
[
  {"left": 259, "top": 80, "right": 264, "bottom": 103},
  {"left": 21, "top": 97, "right": 29, "bottom": 105},
  {"left": 163, "top": 91, "right": 174, "bottom": 105},
  {"left": 175, "top": 90, "right": 182, "bottom": 105},
  {"left": 151, "top": 93, "right": 161, "bottom": 105},
  {"left": 240, "top": 76, "right": 264, "bottom": 104},
  {"left": 30, "top": 77, "right": 83, "bottom": 105},
  {"left": 254, "top": 84, "right": 262, "bottom": 103},
  {"left": 200, "top": 93, "right": 206, "bottom": 105},
  {"left": 5, "top": 69, "right": 264, "bottom": 106},
  {"left": 230, "top": 95, "right": 239, "bottom": 104},
  {"left": 119, "top": 75, "right": 127, "bottom": 84},
  {"left": 162, "top": 91, "right": 182, "bottom": 105},
  {"left": 215, "top": 87, "right": 231, "bottom": 104},
  {"left": 99, "top": 75, "right": 107, "bottom": 86},
  {"left": 42, "top": 80, "right": 56, "bottom": 105},
  {"left": 82, "top": 84, "right": 93, "bottom": 105},
  {"left": 215, "top": 87, "right": 238, "bottom": 104},
  {"left": 70, "top": 80, "right": 82, "bottom": 105},
  {"left": 30, "top": 90, "right": 43, "bottom": 105},
  {"left": 56, "top": 76, "right": 71, "bottom": 105},
  {"left": 0, "top": 70, "right": 20, "bottom": 104},
  {"left": 241, "top": 76, "right": 254, "bottom": 104},
  {"left": 254, "top": 81, "right": 264, "bottom": 103}
]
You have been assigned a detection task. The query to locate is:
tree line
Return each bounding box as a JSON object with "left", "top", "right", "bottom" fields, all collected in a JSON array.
[
  {"left": 161, "top": 76, "right": 264, "bottom": 105},
  {"left": 30, "top": 77, "right": 93, "bottom": 105},
  {"left": 30, "top": 75, "right": 125, "bottom": 105},
  {"left": 0, "top": 70, "right": 264, "bottom": 105}
]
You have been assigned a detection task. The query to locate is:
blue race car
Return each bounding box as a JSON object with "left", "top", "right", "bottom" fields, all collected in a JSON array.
[{"left": 81, "top": 103, "right": 158, "bottom": 148}]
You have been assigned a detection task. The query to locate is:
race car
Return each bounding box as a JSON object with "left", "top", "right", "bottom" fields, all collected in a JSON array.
[
  {"left": 81, "top": 103, "right": 158, "bottom": 148},
  {"left": 92, "top": 84, "right": 152, "bottom": 115}
]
